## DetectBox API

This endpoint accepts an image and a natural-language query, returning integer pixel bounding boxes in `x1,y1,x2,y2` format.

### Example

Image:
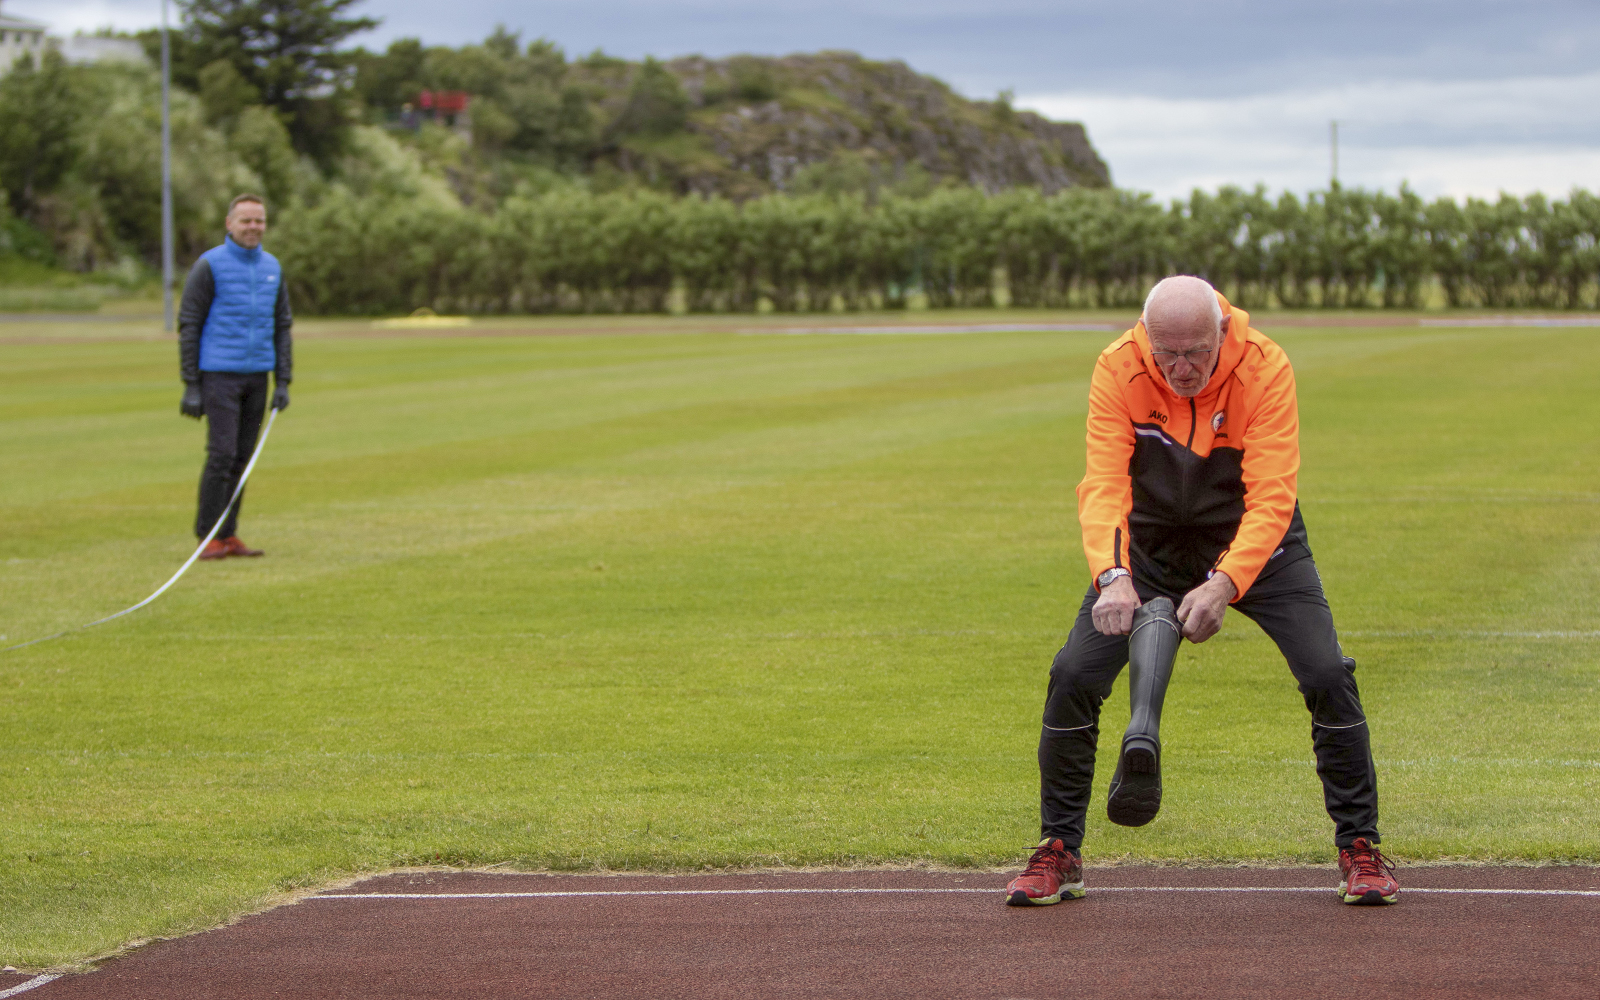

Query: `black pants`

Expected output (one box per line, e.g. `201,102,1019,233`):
195,372,269,540
1038,555,1379,849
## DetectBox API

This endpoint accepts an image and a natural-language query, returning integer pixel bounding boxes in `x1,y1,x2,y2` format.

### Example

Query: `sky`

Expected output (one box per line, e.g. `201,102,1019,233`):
14,0,1599,201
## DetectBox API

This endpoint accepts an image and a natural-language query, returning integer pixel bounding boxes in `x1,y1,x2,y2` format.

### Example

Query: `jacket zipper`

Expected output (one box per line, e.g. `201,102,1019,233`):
1178,397,1197,521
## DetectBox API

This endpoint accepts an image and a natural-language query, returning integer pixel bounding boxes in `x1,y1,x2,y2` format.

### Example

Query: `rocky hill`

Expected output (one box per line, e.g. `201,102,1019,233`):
354,40,1110,200
621,53,1110,198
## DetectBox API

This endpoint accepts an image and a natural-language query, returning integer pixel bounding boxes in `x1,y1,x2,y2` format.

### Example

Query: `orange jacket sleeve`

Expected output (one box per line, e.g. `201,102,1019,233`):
1076,354,1135,588
1214,362,1300,598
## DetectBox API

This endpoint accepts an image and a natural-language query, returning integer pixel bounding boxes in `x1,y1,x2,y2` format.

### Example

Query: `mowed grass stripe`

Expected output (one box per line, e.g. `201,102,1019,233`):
1,368,1082,640
0,350,1086,557
1,321,1597,968
0,331,1085,503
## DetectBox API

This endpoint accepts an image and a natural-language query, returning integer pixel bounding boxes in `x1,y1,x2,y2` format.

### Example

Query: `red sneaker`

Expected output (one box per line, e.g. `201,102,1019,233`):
1005,838,1085,906
1338,838,1399,905
222,536,264,557
198,539,230,560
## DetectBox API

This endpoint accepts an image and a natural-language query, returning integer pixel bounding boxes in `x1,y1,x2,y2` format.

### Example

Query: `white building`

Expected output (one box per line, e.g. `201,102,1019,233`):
0,1,49,73
0,3,148,75
60,34,146,67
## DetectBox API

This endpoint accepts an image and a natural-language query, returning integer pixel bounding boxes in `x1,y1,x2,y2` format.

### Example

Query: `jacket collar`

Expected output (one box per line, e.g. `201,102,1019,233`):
1131,290,1250,403
222,234,261,262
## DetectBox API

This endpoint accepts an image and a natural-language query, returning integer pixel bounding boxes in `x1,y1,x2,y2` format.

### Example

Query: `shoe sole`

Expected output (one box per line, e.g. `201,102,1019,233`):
1338,882,1399,905
1004,882,1086,906
1106,743,1161,827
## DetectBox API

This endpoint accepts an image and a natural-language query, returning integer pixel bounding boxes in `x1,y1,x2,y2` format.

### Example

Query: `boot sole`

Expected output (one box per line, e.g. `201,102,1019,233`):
1004,882,1086,906
1106,744,1162,827
1338,882,1399,905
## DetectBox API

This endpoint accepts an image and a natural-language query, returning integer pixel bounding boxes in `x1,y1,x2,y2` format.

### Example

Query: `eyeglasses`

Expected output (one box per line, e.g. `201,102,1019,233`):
1149,348,1214,368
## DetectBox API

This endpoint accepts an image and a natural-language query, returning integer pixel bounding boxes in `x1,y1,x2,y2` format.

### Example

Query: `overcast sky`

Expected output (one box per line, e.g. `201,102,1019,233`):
15,0,1599,200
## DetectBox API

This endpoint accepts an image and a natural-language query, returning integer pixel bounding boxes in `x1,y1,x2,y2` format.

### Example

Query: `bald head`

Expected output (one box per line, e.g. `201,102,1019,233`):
1142,276,1230,397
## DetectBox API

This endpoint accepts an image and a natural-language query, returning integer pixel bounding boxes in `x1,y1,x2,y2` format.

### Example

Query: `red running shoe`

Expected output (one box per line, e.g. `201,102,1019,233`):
1338,838,1399,905
1005,838,1085,906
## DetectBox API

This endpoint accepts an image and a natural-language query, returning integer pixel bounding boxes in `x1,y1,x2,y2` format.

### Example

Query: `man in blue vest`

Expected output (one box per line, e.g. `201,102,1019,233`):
178,194,293,560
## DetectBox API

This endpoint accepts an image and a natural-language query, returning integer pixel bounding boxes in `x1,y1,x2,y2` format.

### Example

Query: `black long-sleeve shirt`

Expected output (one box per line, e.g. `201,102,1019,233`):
178,257,294,385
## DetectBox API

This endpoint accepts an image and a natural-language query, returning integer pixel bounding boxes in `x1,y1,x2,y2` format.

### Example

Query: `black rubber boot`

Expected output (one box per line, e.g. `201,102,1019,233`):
1107,597,1181,827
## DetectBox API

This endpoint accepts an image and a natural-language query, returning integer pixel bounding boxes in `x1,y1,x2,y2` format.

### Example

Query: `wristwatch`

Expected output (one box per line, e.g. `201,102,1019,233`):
1097,567,1130,589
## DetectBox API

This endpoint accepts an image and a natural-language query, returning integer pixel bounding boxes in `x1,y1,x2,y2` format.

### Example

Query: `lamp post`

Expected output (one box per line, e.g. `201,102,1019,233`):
160,0,174,332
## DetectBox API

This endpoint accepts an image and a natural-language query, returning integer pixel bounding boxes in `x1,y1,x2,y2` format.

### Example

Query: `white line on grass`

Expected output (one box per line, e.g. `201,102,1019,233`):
310,886,1600,899
0,976,60,998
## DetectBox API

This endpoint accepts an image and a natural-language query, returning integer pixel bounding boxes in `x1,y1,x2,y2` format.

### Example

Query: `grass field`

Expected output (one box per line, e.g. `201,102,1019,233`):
3,312,1598,969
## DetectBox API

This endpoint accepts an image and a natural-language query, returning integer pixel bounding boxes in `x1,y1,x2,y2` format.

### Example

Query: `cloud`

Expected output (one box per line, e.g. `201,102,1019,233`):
16,0,1600,97
5,1,156,35
1020,73,1600,199
16,0,1599,198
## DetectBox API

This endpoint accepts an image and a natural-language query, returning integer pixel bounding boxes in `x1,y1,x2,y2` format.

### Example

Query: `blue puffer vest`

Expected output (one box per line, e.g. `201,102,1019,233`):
198,235,282,374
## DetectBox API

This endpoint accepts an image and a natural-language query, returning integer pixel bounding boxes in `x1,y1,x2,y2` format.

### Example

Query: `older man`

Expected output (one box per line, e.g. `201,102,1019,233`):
1005,276,1397,907
178,194,292,559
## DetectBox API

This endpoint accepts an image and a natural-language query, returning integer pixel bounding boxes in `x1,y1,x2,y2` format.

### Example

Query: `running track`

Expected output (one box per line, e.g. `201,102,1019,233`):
6,866,1599,999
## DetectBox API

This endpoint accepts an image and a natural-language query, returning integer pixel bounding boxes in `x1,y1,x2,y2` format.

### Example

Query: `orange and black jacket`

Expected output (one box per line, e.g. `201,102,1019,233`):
1077,292,1309,601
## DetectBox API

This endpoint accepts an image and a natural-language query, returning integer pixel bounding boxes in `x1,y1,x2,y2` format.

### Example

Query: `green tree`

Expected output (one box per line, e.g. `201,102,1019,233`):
609,58,689,139
1460,195,1524,307
198,58,263,124
74,63,258,268
0,51,80,216
1268,192,1314,308
177,0,379,161
354,32,594,168
193,58,300,208
351,37,425,111
1424,197,1468,307
230,106,299,205
669,195,749,312
1555,190,1600,308
1370,187,1429,308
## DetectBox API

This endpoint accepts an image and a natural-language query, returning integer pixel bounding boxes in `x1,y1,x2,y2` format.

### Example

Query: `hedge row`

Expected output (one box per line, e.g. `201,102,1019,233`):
270,184,1600,315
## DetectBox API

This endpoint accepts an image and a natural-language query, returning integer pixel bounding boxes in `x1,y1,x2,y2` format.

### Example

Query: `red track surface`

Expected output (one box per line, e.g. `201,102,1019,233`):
11,867,1600,999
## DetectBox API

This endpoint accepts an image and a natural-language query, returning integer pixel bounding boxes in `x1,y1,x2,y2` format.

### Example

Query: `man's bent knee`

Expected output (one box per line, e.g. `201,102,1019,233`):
1296,655,1365,729
1043,651,1111,732
1047,648,1101,698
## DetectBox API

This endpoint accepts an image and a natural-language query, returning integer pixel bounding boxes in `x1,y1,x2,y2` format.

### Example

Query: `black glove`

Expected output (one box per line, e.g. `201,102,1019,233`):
272,381,290,412
180,382,204,419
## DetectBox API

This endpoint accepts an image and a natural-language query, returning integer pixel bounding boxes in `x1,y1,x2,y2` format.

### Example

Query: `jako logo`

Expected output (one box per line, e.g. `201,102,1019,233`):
1147,409,1168,424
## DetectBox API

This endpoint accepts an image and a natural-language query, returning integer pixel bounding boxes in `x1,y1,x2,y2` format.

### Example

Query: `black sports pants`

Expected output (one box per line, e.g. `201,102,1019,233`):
195,371,269,540
1038,555,1379,849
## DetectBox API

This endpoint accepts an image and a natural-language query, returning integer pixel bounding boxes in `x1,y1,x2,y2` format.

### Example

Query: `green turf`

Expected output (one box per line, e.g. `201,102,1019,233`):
2,316,1598,968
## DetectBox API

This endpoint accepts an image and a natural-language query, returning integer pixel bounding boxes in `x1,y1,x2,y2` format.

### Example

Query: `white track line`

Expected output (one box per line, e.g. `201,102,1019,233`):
741,324,1118,335
310,886,1600,899
1418,317,1600,327
0,976,60,998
